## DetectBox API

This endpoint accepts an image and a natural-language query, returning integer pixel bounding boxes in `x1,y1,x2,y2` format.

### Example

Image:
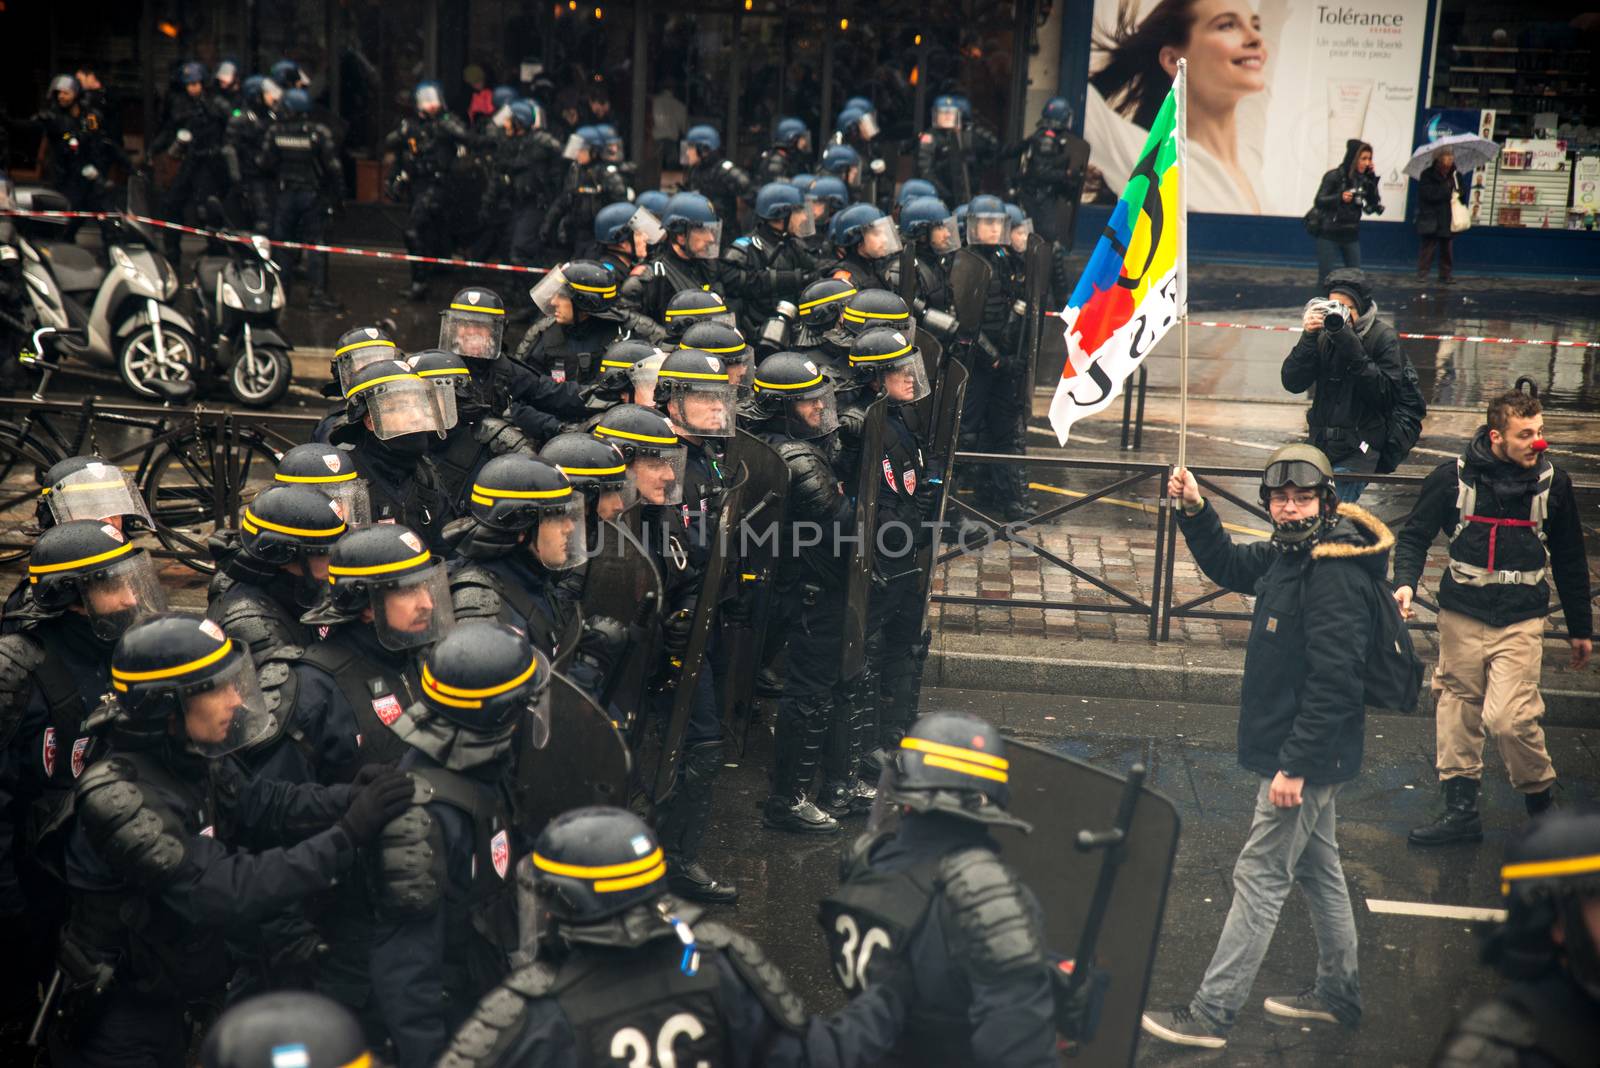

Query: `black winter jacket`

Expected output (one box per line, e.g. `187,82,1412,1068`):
1312,141,1382,242
1392,428,1592,638
1280,307,1404,472
1178,501,1394,785
1415,165,1459,238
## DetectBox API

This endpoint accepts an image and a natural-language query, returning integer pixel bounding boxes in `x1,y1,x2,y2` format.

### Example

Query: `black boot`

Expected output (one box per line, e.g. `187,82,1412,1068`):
1409,777,1483,846
763,704,839,835
663,741,739,905
753,667,785,698
819,678,874,818
1524,783,1558,817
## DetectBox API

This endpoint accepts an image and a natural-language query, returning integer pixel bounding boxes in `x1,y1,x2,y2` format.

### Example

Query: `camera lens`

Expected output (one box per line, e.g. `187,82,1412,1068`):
1324,309,1345,333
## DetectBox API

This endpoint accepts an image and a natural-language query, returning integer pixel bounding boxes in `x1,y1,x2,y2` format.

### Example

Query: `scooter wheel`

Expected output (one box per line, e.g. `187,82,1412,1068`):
228,345,293,407
117,324,198,399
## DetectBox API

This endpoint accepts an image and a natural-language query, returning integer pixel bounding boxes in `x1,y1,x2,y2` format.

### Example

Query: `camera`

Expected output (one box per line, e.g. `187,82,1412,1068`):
1307,298,1346,333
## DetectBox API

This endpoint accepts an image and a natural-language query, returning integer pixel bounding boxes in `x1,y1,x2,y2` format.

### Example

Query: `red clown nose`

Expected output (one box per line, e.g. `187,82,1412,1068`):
1530,439,1549,452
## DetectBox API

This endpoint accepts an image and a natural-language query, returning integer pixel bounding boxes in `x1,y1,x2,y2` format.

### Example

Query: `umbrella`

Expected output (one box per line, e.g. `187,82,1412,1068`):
1404,134,1500,179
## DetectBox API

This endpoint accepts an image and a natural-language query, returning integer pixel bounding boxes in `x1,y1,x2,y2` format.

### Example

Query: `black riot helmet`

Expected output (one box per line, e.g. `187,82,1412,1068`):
469,455,587,571
662,288,735,339
848,327,932,405
274,443,372,528
305,525,455,650
342,361,450,440
531,805,668,930
882,711,1031,830
109,613,275,758
677,321,753,389
36,455,154,533
239,484,347,567
406,349,475,427
1487,808,1600,999
539,434,636,522
655,350,738,439
27,521,168,639
439,286,507,361
796,278,857,331
200,992,371,1068
752,351,840,440
593,339,660,404
840,288,913,338
531,260,618,319
592,405,688,507
332,325,400,394
399,621,553,759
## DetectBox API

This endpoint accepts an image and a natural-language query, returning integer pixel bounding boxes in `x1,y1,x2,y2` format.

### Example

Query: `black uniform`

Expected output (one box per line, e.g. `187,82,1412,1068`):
222,99,277,232
150,89,231,262
204,548,316,663
481,128,564,264
386,112,477,290
262,113,343,297
683,156,754,233
958,245,1027,511
449,552,574,661
513,309,664,388
541,162,631,253
756,144,808,182
33,101,122,241
828,252,893,295
620,249,734,325
721,226,816,336
342,438,451,552
822,812,1057,1067
432,414,538,520
913,126,997,206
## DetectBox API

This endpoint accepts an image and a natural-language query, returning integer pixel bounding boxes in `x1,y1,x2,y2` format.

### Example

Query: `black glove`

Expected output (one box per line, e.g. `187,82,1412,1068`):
336,770,414,843
662,606,695,657
576,614,628,674
915,474,944,522
350,763,393,788
721,584,755,627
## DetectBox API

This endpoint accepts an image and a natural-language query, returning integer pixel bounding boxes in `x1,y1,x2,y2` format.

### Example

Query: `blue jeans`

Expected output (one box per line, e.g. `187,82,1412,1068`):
1316,237,1360,285
1332,463,1368,504
1190,778,1362,1031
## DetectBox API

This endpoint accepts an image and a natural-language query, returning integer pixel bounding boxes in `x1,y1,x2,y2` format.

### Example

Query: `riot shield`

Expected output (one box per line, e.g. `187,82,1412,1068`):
718,432,790,752
581,519,663,732
947,249,993,358
898,244,919,305
840,397,887,680
914,329,945,428
1055,135,1091,255
911,355,966,628
650,468,747,803
1018,232,1053,404
515,669,633,835
550,610,583,674
953,130,973,205
993,741,1181,1066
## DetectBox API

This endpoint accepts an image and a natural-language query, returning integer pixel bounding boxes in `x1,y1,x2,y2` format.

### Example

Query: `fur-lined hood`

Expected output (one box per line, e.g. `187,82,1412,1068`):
1311,502,1394,573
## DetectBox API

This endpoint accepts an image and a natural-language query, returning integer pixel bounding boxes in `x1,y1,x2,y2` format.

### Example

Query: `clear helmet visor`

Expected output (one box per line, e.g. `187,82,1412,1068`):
491,104,513,131
665,381,738,438
630,206,665,246
871,355,933,405
787,205,816,239
629,353,667,408
439,313,505,361
603,140,625,162
966,213,1009,247
928,217,962,255
631,447,688,507
857,112,881,140
682,221,722,260
181,653,276,758
590,470,640,523
858,217,903,260
366,376,448,439
373,561,456,651
522,684,553,750
1010,218,1034,252
934,107,961,130
530,498,589,571
530,267,570,318
48,463,154,528
80,550,169,641
785,388,840,440
563,133,587,161
323,478,373,528
678,142,698,167
335,342,401,393
415,85,443,110
419,375,462,430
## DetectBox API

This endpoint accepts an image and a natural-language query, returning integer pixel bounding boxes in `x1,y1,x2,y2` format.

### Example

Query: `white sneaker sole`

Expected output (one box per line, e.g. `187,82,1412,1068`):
1141,1013,1227,1049
1262,997,1338,1023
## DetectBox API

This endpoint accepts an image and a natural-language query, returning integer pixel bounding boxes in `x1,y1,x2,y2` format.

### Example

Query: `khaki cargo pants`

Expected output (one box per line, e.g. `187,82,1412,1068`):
1433,609,1555,793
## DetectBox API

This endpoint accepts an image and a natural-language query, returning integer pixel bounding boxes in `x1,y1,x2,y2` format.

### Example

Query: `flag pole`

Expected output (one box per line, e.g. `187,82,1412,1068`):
1175,58,1190,476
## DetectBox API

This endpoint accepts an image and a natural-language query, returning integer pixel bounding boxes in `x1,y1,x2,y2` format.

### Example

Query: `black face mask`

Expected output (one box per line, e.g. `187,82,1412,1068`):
376,432,430,459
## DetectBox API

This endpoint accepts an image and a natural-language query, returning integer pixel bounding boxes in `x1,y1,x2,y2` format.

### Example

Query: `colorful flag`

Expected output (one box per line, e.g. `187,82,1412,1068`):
1048,71,1185,445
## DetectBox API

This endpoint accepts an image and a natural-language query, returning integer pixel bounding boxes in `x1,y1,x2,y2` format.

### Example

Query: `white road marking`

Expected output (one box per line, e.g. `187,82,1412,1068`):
1366,898,1506,923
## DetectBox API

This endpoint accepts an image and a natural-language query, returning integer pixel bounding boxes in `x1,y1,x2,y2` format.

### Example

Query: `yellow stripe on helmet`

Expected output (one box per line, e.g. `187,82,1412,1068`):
532,847,666,892
112,637,233,689
595,425,679,445
276,470,359,484
334,338,396,357
28,539,136,578
1501,851,1600,895
798,287,856,311
449,302,505,315
241,508,346,540
849,342,916,364
901,735,1009,769
344,371,420,399
753,373,825,392
421,657,539,709
327,549,431,578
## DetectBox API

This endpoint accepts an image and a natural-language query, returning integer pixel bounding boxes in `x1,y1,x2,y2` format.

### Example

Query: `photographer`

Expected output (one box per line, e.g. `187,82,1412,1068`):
1280,268,1406,502
1309,139,1382,286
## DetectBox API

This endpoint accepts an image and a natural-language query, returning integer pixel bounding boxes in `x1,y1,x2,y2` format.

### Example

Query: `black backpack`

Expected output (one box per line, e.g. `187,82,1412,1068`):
1377,355,1427,474
1301,563,1424,713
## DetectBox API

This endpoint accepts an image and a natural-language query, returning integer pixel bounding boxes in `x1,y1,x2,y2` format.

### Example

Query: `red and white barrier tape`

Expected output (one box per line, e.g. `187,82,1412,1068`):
1041,308,1599,348
0,208,552,275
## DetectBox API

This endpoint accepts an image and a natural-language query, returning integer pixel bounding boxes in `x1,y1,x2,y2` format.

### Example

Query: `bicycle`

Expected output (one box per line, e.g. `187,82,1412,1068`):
0,326,296,572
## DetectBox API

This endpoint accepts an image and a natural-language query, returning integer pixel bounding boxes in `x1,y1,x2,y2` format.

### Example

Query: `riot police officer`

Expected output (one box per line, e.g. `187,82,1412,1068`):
827,205,903,293
369,622,551,1068
959,195,1030,520
838,287,915,343
331,361,453,549
590,200,662,279
150,61,230,265
1432,808,1600,1065
33,74,121,243
914,94,987,206
0,522,168,1025
746,351,855,835
222,75,282,233
439,287,594,446
661,287,737,344
757,117,813,182
272,442,373,527
262,88,343,311
440,804,912,1068
410,348,537,519
200,991,373,1068
722,182,818,336
541,125,631,256
516,260,664,385
386,81,478,300
834,106,894,213
819,143,863,195
755,277,857,369
621,193,733,325
538,433,635,529
680,124,753,231
481,100,563,265
887,196,962,311
48,613,413,1068
1006,95,1087,303
676,320,755,395
579,338,664,414
445,456,621,695
821,711,1058,1066
206,483,347,662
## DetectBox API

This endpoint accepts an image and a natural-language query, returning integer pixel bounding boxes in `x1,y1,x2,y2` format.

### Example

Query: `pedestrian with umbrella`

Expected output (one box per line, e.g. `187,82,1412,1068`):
1406,134,1497,285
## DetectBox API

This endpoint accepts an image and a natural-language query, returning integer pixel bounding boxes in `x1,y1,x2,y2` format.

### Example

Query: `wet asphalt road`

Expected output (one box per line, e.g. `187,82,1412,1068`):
701,688,1598,1066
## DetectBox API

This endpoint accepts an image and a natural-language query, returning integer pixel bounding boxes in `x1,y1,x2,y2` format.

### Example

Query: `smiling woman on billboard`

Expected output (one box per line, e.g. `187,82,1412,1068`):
1086,0,1270,213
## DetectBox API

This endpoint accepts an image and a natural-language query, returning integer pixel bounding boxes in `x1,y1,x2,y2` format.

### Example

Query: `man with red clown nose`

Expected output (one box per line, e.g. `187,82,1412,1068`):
1395,389,1592,845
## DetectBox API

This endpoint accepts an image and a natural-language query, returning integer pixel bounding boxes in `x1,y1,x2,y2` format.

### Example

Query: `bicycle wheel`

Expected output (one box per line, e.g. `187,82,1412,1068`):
0,421,65,565
141,427,281,573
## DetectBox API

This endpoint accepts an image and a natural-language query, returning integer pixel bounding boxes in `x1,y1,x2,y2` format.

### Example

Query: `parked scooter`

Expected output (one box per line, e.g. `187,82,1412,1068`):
11,173,200,399
186,199,293,407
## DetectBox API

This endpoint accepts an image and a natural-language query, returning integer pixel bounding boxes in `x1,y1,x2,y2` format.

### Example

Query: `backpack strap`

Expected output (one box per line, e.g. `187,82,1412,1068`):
1450,457,1474,541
